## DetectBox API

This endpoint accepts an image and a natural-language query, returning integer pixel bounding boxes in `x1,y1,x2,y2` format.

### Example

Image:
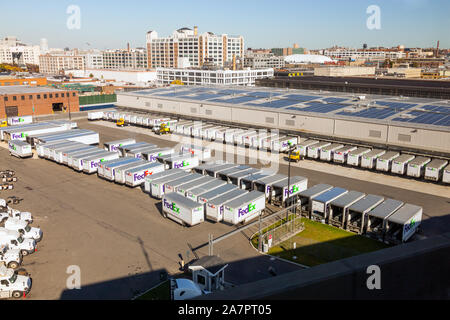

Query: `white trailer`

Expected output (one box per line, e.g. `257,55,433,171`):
125,163,165,187
192,161,228,175
212,127,229,141
37,140,71,158
163,173,204,195
142,148,174,162
365,199,404,240
169,155,200,171
298,184,334,215
347,147,371,167
329,191,366,228
202,126,223,140
332,146,357,164
61,146,97,165
143,168,185,194
361,149,386,169
307,141,330,159
7,115,33,126
391,154,415,175
320,143,344,162
443,164,450,184
227,168,262,187
127,146,159,159
424,159,448,182
296,140,319,157
223,191,266,225
263,134,283,151
224,129,244,144
384,204,422,244
8,140,32,158
176,176,216,197
192,125,215,138
69,149,108,170
82,152,120,174
87,112,104,121
185,180,227,202
253,174,287,199
102,158,145,181
97,157,140,179
114,160,151,184
205,163,239,178
206,188,248,222
5,124,69,141
104,139,136,153
270,176,308,207
197,184,237,205
162,192,205,227
180,145,211,161
272,136,298,153
51,142,87,162
243,132,259,147
217,166,251,182
43,140,78,159
375,151,400,172
235,130,256,146
240,172,275,191
346,194,385,234
117,142,151,157
149,171,190,198
175,121,194,134
310,187,348,222
406,156,431,178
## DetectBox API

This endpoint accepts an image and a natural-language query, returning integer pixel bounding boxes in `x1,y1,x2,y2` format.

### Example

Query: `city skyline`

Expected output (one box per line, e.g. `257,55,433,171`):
0,0,449,51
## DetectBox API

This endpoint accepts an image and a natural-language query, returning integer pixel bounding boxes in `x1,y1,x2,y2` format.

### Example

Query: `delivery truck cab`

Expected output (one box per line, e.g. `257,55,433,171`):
0,245,22,269
0,265,32,299
0,230,36,256
3,219,43,242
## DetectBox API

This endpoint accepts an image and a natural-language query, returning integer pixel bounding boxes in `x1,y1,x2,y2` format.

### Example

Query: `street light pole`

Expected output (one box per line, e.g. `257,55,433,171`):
286,146,292,223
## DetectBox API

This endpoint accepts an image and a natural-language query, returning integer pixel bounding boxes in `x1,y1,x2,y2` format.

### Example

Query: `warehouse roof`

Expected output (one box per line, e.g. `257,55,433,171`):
0,85,67,94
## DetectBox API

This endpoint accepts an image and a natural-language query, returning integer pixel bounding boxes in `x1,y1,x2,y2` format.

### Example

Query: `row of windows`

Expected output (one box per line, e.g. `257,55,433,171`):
3,92,76,102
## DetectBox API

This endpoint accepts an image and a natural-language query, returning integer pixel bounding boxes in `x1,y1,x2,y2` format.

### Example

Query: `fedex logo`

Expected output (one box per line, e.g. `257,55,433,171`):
404,218,417,234
8,143,16,150
110,144,122,152
238,203,256,218
282,141,294,148
11,118,24,124
90,159,106,168
163,199,180,213
174,161,190,169
133,170,153,181
284,184,300,197
12,133,27,139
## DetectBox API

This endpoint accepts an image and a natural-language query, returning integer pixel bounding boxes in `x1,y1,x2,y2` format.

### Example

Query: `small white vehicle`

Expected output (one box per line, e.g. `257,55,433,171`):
0,245,22,269
0,265,32,299
3,219,42,242
0,208,32,224
0,229,37,256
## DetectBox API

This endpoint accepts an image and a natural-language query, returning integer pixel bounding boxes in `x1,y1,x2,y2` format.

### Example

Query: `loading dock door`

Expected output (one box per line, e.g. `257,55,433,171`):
5,106,18,117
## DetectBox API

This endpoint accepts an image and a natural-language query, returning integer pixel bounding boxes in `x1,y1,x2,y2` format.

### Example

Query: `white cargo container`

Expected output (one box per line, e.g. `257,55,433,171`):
296,140,319,157
361,149,386,169
224,129,244,144
117,142,151,157
97,157,138,179
332,146,357,163
320,143,344,162
149,171,190,198
442,164,450,184
384,204,422,244
365,199,404,239
206,188,248,222
162,192,205,227
205,163,239,178
102,158,145,181
197,184,237,205
227,168,262,186
6,124,69,141
253,174,287,199
61,146,97,165
7,115,33,126
164,173,204,194
8,140,32,158
212,127,229,141
70,150,108,171
52,143,88,162
192,161,227,175
347,147,371,167
176,176,216,197
424,159,448,182
202,126,223,140
37,140,70,158
271,176,308,207
307,141,330,159
87,112,104,121
143,168,185,193
217,166,251,182
104,139,136,153
329,191,366,228
180,145,211,161
272,136,298,153
48,141,83,160
223,191,266,225
252,132,277,149
235,130,256,146
375,151,400,172
243,132,259,147
142,148,174,162
346,194,385,234
192,125,215,138
240,172,275,191
125,163,165,187
114,160,150,184
43,140,78,159
185,180,227,202
169,155,200,171
310,187,348,222
406,156,431,178
298,184,334,214
263,134,283,151
391,154,415,175
82,152,119,174
127,146,159,159
175,121,194,134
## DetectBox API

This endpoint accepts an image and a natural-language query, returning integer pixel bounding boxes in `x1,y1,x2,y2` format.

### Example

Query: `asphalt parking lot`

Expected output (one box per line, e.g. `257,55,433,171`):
1,117,448,300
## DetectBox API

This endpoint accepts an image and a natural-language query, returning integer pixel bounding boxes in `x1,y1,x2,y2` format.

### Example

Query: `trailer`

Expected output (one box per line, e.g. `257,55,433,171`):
8,140,32,158
4,124,70,142
406,156,431,178
224,129,244,144
167,155,200,171
87,112,104,121
197,184,237,205
37,140,72,157
296,140,319,157
346,194,385,234
97,157,140,179
192,125,215,138
202,126,223,140
272,136,298,153
346,147,371,167
365,199,404,240
125,163,165,187
127,146,160,159
114,160,152,184
205,163,240,178
443,164,450,184
142,148,175,162
375,151,400,172
238,171,274,191
174,121,194,134
361,149,386,169
192,161,227,175
332,146,357,164
185,180,228,202
206,189,248,222
183,123,197,136
310,187,348,222
271,176,308,207
1,121,49,141
250,132,271,149
102,158,146,181
7,115,33,126
223,191,266,225
307,141,330,159
211,127,228,141
227,168,262,186
57,145,95,164
176,176,216,197
149,171,191,198
217,166,251,182
384,204,422,244
27,129,75,146
60,145,98,165
298,184,333,215
82,152,120,174
162,192,205,227
263,134,283,151
104,139,136,153
180,145,211,161
163,173,204,195
143,168,185,194
424,159,448,182
51,142,87,162
33,130,99,146
235,130,256,146
328,191,366,228
253,174,287,199
319,143,344,162
117,142,152,157
67,148,104,168
243,132,259,147
391,154,415,175
43,140,80,159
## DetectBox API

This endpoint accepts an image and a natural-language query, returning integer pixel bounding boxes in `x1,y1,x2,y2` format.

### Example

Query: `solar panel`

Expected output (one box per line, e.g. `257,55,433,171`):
209,96,262,104
247,99,301,108
322,97,348,103
283,94,320,102
300,102,349,113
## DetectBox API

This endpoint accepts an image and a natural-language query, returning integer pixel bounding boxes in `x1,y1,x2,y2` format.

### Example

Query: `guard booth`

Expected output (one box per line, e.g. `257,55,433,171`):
188,256,228,292
346,194,384,234
298,184,333,217
328,191,366,228
365,199,404,240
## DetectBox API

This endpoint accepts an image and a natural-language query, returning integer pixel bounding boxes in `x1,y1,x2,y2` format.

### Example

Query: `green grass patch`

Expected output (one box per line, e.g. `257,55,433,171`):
253,218,391,267
136,280,171,300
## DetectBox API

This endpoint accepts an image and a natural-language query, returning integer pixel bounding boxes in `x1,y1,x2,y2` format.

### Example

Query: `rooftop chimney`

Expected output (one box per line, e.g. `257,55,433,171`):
127,42,130,52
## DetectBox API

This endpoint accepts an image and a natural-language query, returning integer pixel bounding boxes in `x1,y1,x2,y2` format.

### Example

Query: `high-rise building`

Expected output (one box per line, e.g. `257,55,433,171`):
146,27,244,69
0,36,41,65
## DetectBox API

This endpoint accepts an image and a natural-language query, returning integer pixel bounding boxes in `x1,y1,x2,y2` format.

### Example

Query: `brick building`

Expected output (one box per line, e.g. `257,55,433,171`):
0,77,48,87
0,86,79,119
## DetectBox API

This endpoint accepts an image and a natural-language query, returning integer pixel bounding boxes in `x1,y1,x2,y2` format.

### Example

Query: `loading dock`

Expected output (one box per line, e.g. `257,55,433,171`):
365,199,404,240
310,187,348,222
328,191,366,228
346,194,385,234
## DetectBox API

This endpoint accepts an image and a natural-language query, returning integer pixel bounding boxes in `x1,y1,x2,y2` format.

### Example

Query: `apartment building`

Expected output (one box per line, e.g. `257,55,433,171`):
147,27,244,69
39,53,86,74
102,49,147,70
0,36,41,65
324,48,405,60
244,52,285,69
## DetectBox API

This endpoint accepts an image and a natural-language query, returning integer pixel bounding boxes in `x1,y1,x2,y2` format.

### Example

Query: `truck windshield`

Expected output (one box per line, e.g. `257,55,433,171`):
9,273,17,283
25,225,31,232
17,237,24,244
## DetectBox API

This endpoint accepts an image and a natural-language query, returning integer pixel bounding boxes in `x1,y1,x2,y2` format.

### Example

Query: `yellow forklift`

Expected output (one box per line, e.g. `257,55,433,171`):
116,118,125,127
288,148,303,163
158,123,171,135
0,120,8,128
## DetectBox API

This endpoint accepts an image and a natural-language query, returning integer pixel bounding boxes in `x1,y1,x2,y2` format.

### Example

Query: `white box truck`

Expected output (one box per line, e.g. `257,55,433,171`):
206,189,248,222
101,158,145,181
320,143,344,162
0,265,32,299
125,163,165,187
8,140,32,158
332,146,357,164
7,115,33,126
143,169,185,194
391,154,415,175
406,156,431,178
149,172,191,198
162,192,205,227
223,191,266,225
424,159,448,182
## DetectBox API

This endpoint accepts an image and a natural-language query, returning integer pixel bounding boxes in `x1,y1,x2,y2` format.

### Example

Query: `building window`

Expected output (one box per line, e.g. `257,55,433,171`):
55,93,59,98
49,94,53,98
21,96,25,101
29,95,33,100
4,97,7,102
72,92,76,97
37,95,41,99
44,94,47,99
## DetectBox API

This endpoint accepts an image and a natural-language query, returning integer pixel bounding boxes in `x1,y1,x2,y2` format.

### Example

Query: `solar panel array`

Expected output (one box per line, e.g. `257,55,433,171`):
290,102,350,114
392,105,450,126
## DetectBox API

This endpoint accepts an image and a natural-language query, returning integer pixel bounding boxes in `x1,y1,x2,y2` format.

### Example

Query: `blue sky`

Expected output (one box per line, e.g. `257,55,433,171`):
1,0,448,50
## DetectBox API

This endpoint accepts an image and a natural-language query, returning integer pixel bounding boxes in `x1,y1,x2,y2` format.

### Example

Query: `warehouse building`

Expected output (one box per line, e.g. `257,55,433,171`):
117,86,450,155
0,86,79,118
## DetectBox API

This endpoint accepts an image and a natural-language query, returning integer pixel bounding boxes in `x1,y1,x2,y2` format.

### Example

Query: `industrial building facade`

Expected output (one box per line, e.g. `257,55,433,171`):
102,49,148,70
39,54,86,74
146,27,244,69
0,86,79,119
